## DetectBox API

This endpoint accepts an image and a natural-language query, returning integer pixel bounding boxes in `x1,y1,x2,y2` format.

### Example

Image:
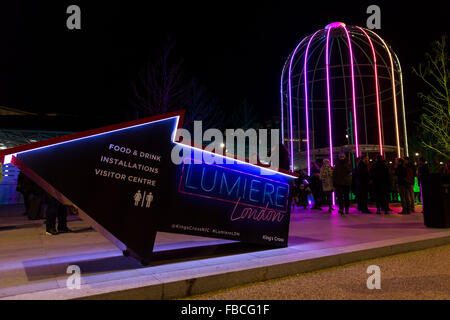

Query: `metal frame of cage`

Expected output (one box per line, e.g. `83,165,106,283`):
281,22,408,174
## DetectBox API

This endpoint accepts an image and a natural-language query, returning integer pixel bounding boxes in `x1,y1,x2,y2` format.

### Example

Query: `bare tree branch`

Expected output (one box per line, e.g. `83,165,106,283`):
413,35,450,160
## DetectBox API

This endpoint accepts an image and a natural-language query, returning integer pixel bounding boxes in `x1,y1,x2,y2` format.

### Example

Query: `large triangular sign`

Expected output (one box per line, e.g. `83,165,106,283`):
0,110,296,264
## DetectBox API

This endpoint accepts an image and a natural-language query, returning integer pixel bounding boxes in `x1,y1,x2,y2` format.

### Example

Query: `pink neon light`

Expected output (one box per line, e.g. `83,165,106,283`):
288,37,310,172
325,22,346,30
365,29,401,157
303,30,321,176
325,27,334,166
356,26,383,155
343,26,359,158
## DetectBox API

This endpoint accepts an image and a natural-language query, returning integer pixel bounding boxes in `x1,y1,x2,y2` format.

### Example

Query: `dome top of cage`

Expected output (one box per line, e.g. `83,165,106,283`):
325,22,346,29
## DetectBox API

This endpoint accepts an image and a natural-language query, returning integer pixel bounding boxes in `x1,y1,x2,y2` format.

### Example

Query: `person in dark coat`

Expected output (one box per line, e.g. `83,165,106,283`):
417,157,430,186
17,172,32,216
333,153,352,215
404,157,416,212
385,163,395,211
370,155,390,214
356,155,371,213
45,194,71,235
293,170,311,210
395,158,414,214
295,181,310,210
443,160,450,176
17,172,44,219
27,180,44,220
320,159,334,212
278,143,290,171
309,160,323,210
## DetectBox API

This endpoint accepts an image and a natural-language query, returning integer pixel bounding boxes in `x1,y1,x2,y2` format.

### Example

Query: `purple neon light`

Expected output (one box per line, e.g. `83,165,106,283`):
280,60,287,143
303,30,321,176
288,36,310,172
325,22,346,30
325,27,334,166
174,142,297,179
356,26,383,156
343,26,360,158
325,27,336,207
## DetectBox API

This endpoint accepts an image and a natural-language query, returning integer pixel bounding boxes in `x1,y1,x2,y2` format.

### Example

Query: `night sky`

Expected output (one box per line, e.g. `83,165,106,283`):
0,0,448,128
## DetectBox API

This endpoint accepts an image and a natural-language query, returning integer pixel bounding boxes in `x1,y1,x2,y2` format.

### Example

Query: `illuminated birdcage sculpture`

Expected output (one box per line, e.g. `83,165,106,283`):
281,22,408,174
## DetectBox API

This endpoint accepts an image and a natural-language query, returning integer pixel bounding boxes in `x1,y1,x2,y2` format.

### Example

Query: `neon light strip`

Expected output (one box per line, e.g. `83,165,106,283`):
288,36,310,171
178,164,289,213
327,35,336,207
3,154,14,164
179,158,289,187
4,116,181,157
309,40,326,155
325,27,334,166
174,142,297,179
280,58,290,143
356,26,383,155
343,26,359,158
177,159,290,212
393,51,409,156
303,30,321,176
365,28,401,157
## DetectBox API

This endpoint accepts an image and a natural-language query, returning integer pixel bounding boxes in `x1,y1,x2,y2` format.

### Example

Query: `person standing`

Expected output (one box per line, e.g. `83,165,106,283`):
370,155,390,214
443,160,450,176
417,157,430,185
404,157,416,213
333,153,352,215
320,159,334,212
17,172,32,217
387,162,396,210
417,157,429,207
45,194,71,235
395,158,413,214
309,161,323,210
28,180,45,220
357,155,371,213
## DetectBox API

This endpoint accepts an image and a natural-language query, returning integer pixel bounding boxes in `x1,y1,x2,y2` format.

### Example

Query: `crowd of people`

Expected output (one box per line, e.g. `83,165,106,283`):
16,172,72,235
291,152,437,216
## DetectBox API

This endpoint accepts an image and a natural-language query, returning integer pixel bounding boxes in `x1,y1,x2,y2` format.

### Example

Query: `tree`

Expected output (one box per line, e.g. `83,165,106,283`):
130,36,189,117
230,99,259,130
413,35,450,160
130,37,225,135
183,78,225,133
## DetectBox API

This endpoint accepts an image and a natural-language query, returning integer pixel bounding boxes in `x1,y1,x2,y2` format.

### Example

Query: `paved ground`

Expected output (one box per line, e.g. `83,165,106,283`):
1,203,449,299
188,244,450,300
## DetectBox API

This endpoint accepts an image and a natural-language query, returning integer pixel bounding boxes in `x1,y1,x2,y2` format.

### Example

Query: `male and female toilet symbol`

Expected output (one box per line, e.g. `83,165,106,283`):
133,190,154,208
